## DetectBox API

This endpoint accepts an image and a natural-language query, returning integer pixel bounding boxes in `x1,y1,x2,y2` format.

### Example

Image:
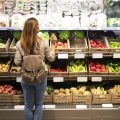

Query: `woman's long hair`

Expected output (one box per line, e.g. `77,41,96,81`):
20,18,40,55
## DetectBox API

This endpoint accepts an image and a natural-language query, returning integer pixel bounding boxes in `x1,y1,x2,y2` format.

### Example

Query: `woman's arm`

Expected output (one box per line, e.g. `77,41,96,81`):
14,44,23,66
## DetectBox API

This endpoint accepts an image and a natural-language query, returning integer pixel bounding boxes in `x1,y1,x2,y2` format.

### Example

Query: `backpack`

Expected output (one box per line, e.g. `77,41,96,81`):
17,46,47,84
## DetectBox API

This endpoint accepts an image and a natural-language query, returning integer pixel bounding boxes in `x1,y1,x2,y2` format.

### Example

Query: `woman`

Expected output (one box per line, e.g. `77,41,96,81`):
14,18,55,120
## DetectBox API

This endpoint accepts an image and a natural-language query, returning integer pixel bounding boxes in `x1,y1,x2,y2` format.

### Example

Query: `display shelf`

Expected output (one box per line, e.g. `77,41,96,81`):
0,52,9,57
0,105,120,120
0,27,120,31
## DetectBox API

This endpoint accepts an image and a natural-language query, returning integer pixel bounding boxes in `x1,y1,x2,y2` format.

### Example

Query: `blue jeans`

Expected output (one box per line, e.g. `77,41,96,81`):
21,79,47,120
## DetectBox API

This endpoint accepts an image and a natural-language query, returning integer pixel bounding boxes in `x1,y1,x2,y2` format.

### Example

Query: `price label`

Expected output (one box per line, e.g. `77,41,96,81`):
44,105,55,109
77,77,87,82
113,53,120,58
76,105,87,109
16,77,22,82
58,54,68,59
102,104,113,108
92,77,102,82
92,53,103,59
53,77,64,82
74,53,85,59
14,105,24,110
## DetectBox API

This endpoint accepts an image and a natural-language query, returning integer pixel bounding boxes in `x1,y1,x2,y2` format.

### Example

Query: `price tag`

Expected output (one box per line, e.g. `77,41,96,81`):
44,105,55,109
16,77,22,82
76,105,87,109
58,54,68,59
77,77,87,82
14,105,24,110
53,77,64,82
92,53,103,59
92,77,102,82
74,53,85,59
113,53,120,58
102,104,113,108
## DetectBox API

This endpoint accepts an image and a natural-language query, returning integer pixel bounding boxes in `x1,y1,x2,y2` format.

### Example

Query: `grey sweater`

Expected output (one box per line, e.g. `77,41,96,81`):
14,40,55,66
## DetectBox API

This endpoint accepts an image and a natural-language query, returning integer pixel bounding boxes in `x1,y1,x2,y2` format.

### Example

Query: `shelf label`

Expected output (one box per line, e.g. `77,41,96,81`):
102,104,113,108
92,53,103,59
76,105,87,109
77,77,87,82
92,77,102,82
113,53,120,58
16,77,22,82
44,105,56,109
58,54,68,59
53,77,64,82
74,53,85,59
14,105,24,110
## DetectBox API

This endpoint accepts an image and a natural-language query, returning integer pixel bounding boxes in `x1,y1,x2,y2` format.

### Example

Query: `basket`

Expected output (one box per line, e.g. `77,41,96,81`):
111,94,120,104
69,38,88,52
107,38,120,52
43,95,53,104
89,37,109,52
92,94,111,104
72,94,92,104
53,94,72,104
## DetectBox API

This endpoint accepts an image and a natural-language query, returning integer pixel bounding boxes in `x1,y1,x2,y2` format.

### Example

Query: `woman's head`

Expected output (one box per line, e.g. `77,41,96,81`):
20,18,39,54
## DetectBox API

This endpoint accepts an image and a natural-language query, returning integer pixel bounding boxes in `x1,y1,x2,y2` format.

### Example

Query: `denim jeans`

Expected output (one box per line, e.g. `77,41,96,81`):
21,79,47,120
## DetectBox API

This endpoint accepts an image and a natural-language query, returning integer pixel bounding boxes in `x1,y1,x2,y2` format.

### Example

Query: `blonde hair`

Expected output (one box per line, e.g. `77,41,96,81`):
20,18,40,55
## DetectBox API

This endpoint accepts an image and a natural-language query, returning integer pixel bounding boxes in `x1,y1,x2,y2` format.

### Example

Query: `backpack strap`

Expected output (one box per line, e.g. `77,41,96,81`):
16,45,23,61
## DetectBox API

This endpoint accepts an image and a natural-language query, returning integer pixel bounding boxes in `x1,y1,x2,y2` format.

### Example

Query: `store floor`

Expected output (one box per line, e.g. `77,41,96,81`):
0,109,120,120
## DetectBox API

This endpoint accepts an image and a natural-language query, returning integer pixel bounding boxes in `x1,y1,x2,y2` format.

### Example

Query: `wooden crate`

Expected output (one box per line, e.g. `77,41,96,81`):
0,94,13,103
49,66,68,76
10,66,21,76
92,94,111,104
72,94,92,104
43,95,53,104
9,38,16,52
50,39,70,52
89,66,108,75
111,94,120,104
107,38,120,52
13,95,24,105
88,37,109,52
53,94,72,104
69,38,88,52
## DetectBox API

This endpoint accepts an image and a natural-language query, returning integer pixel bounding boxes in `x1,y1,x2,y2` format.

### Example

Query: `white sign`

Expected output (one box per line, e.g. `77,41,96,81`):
58,54,68,59
16,77,22,82
77,77,87,82
76,105,87,109
53,77,64,82
92,53,103,59
113,53,120,58
14,105,24,110
74,53,85,59
102,104,113,108
92,77,102,82
44,105,56,109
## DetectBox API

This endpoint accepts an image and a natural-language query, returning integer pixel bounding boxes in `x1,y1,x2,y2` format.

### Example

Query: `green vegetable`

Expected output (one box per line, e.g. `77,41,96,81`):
37,31,49,41
46,85,54,95
13,31,21,41
59,31,70,42
74,31,84,39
